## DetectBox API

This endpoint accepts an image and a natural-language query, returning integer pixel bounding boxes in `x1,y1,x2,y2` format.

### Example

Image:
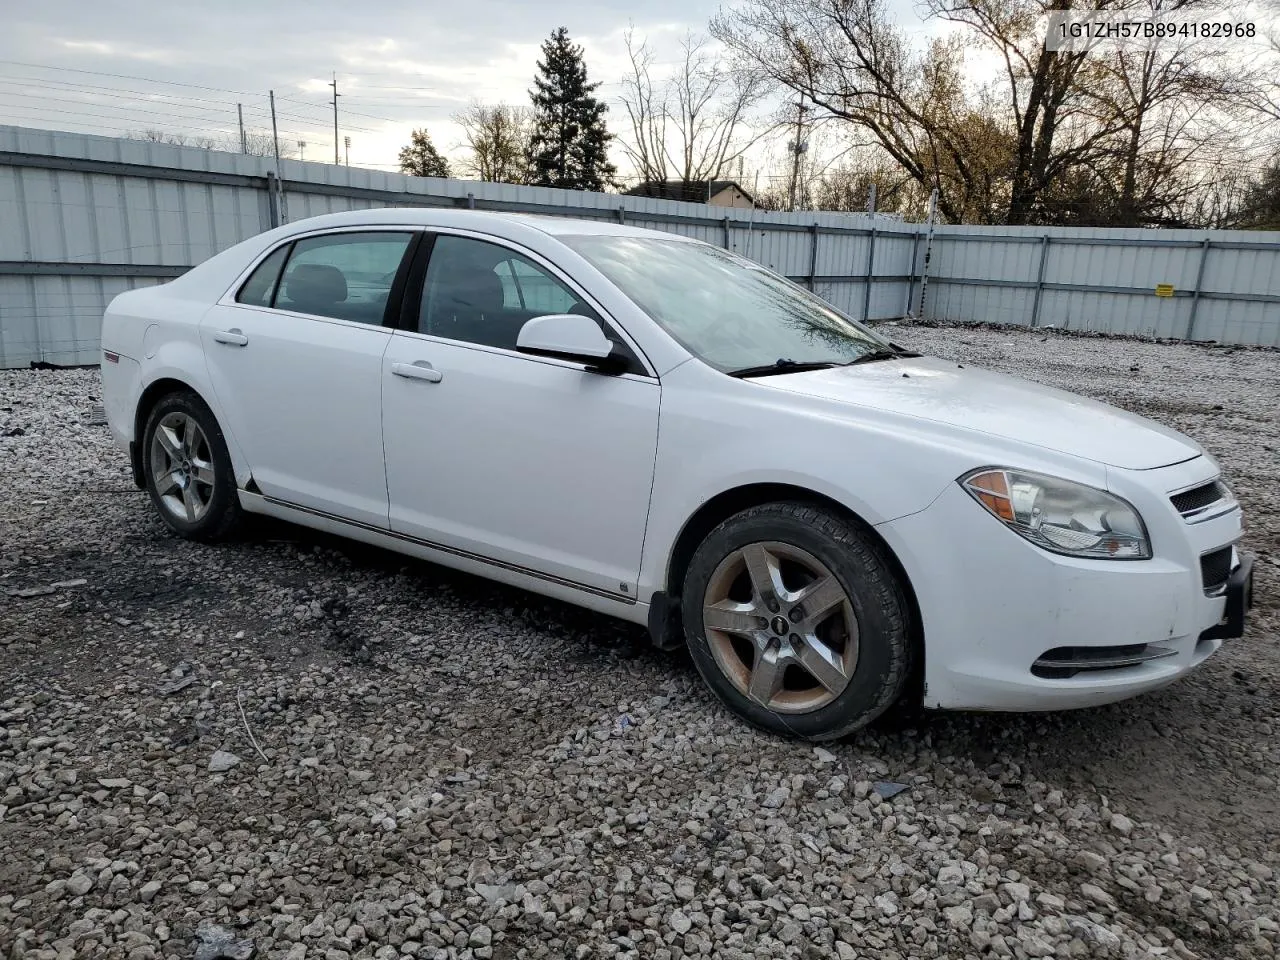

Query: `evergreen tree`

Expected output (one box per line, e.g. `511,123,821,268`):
1238,161,1280,230
527,27,618,192
398,129,451,178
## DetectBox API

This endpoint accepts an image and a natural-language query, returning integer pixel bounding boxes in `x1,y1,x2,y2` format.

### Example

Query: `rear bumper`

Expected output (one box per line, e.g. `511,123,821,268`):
877,466,1250,712
100,348,144,486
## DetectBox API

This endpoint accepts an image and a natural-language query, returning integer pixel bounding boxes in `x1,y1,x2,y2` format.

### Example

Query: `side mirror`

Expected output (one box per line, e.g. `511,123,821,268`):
516,314,626,373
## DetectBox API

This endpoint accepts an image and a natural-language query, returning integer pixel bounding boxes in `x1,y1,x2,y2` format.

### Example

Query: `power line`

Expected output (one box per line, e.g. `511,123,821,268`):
0,102,241,138
0,60,260,97
0,89,246,127
0,70,370,135
0,71,274,112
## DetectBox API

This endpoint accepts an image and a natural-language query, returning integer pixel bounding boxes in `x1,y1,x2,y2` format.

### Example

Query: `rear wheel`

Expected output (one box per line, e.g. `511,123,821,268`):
142,391,243,542
682,502,913,741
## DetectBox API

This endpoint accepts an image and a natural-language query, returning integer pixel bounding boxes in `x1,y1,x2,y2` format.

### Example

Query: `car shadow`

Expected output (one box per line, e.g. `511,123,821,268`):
233,515,1278,851
236,515,657,661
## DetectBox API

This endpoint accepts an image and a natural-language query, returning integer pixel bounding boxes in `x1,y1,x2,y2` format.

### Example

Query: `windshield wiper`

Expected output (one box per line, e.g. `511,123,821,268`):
725,358,842,379
845,343,922,365
727,344,921,378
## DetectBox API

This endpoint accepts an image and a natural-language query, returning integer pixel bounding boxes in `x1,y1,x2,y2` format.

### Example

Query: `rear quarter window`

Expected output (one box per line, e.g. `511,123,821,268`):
235,244,291,307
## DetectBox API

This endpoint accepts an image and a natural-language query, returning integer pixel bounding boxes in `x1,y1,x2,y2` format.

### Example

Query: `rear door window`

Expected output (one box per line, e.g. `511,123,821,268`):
274,232,415,325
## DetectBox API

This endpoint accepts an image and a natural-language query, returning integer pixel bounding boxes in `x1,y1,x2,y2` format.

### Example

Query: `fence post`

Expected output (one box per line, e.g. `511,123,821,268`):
916,189,938,318
1029,234,1051,327
1185,237,1212,341
265,171,279,229
862,225,877,322
904,232,921,317
723,217,731,249
808,222,819,291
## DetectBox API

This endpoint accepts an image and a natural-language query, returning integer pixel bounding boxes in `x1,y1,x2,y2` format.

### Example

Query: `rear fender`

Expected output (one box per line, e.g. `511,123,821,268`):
137,341,253,489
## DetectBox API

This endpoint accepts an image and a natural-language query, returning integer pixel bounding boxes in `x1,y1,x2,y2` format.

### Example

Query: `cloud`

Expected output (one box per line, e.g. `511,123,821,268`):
1,0,932,180
59,38,179,64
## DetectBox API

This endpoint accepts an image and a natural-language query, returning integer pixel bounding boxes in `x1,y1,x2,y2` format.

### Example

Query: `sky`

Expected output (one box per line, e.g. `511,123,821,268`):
0,0,930,185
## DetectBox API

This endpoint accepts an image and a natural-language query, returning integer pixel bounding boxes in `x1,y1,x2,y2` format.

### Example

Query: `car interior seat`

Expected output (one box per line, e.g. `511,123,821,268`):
283,263,348,314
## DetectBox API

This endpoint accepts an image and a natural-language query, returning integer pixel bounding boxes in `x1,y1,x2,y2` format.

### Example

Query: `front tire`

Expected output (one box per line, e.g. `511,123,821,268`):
682,502,913,741
141,390,243,542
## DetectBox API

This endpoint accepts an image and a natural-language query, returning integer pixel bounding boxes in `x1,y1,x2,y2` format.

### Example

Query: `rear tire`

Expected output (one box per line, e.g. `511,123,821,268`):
682,501,913,741
141,390,243,542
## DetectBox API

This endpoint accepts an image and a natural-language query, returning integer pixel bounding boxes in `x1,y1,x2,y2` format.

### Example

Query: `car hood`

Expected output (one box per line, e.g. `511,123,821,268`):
758,356,1202,470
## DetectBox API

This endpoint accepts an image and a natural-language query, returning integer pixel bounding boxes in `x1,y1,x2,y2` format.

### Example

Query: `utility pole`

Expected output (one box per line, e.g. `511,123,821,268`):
237,103,247,154
298,140,307,161
269,90,286,223
329,71,341,165
344,136,351,166
788,97,808,212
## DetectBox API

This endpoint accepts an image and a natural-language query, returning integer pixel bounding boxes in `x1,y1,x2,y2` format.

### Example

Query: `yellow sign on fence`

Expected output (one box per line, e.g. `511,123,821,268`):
1155,283,1175,298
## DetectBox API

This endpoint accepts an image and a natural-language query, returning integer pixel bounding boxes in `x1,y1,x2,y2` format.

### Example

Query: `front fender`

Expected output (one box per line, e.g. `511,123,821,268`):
638,360,1113,600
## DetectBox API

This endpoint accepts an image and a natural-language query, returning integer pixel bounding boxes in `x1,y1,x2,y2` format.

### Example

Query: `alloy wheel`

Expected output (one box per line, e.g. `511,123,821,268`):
149,412,216,523
702,541,860,714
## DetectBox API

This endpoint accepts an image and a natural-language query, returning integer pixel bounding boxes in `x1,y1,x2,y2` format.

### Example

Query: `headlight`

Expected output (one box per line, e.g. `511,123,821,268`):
959,468,1151,560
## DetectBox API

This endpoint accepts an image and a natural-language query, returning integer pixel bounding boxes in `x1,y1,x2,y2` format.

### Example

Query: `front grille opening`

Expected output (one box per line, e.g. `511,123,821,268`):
1171,481,1224,516
1032,643,1177,679
1200,546,1233,594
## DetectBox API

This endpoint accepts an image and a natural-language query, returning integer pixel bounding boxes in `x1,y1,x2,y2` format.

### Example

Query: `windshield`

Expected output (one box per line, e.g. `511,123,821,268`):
561,235,890,373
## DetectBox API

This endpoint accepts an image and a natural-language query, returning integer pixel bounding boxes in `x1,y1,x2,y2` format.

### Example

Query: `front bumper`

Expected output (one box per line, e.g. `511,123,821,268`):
878,458,1251,712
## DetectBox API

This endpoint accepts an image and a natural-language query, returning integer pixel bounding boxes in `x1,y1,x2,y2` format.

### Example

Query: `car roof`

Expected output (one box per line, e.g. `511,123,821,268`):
274,207,696,243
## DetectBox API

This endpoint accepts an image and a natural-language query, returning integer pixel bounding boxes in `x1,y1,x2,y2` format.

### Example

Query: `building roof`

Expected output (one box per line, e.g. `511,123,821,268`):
623,179,755,204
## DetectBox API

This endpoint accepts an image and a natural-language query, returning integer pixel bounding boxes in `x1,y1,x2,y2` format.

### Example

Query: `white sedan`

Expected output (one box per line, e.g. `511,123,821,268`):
99,209,1254,740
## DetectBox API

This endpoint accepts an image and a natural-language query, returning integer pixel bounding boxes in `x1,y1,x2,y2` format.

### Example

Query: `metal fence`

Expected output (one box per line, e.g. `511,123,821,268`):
1,123,1278,368
925,225,1280,346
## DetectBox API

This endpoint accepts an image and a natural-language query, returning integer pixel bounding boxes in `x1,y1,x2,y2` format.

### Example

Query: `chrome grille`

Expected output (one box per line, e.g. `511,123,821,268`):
1200,546,1233,594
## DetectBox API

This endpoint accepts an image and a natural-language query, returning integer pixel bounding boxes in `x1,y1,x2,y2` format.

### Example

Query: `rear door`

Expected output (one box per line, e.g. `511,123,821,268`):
201,229,419,528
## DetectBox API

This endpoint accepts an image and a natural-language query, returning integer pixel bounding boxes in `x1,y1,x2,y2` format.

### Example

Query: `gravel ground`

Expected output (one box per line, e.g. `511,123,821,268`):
1,323,1277,960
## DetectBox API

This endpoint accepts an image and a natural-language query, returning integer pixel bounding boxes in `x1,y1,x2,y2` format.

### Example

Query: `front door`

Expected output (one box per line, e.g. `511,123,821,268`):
381,232,660,598
201,229,417,528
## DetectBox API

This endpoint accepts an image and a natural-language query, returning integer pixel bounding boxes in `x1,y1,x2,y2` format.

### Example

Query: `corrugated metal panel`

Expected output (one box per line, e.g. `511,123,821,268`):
0,274,163,366
3,123,1280,366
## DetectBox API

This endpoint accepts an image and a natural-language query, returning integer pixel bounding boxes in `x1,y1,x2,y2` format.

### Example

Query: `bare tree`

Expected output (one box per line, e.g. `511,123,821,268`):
619,29,770,188
712,0,1254,225
131,129,219,150
455,102,532,183
240,130,298,159
129,127,297,159
1236,0,1280,154
1055,0,1247,226
710,0,1141,223
810,151,929,217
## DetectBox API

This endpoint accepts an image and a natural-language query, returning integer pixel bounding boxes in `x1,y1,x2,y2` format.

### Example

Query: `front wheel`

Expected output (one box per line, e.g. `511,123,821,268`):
682,502,914,741
142,390,243,542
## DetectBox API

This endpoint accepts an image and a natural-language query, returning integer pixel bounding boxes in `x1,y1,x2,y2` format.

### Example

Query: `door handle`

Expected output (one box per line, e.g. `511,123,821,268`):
213,329,249,346
391,361,443,383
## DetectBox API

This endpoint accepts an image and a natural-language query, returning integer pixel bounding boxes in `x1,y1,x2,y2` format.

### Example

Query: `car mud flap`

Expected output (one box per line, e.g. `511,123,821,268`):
647,591,685,650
